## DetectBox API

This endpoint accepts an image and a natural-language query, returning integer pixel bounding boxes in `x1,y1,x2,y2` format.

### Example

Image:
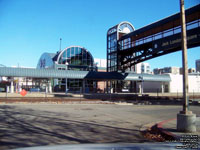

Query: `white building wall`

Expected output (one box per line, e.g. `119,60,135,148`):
135,62,151,74
169,74,200,93
188,75,200,92
169,74,183,93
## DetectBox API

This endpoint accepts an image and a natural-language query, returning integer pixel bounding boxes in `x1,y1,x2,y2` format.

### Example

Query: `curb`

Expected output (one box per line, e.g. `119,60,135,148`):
139,121,163,141
156,118,178,140
140,118,178,141
140,122,159,132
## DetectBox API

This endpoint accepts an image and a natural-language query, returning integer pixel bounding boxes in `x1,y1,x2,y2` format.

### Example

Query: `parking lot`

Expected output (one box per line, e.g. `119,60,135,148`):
0,103,199,150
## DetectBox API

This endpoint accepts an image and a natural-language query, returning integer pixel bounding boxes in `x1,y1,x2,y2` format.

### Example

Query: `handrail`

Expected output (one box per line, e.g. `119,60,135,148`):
119,19,200,50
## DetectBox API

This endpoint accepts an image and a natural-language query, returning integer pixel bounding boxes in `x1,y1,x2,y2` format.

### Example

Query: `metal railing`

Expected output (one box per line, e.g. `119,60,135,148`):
119,19,200,50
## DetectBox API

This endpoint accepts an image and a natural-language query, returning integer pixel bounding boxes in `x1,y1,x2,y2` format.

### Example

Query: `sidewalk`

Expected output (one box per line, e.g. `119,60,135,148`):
156,116,200,140
140,116,200,149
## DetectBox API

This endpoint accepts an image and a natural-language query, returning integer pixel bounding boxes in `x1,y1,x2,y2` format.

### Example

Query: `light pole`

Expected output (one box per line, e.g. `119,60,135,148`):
177,0,196,132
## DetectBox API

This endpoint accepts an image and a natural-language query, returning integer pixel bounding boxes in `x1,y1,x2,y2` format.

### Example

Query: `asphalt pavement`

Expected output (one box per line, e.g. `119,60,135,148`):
0,103,199,150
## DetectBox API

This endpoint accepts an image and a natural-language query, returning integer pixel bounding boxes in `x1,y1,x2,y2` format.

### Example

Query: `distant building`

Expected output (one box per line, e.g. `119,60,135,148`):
196,59,200,73
135,62,151,74
94,58,106,72
138,73,200,93
188,68,196,73
168,74,200,93
153,68,163,75
153,67,180,75
180,68,196,74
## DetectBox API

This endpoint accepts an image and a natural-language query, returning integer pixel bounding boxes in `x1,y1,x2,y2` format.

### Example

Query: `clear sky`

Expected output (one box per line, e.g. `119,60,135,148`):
0,0,199,70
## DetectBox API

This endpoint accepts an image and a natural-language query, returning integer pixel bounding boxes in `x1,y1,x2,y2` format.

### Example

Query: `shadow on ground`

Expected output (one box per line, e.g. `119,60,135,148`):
0,105,144,150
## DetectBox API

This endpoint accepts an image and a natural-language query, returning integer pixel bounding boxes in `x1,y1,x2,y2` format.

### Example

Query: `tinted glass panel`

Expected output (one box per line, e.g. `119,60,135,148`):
58,46,94,71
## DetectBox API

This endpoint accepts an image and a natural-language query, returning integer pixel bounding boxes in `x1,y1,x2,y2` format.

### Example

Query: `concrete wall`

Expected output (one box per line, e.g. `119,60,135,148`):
169,74,200,93
137,74,200,93
169,74,183,93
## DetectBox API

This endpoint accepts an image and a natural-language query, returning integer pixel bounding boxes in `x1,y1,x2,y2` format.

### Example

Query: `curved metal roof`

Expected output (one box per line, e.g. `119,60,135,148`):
0,67,171,82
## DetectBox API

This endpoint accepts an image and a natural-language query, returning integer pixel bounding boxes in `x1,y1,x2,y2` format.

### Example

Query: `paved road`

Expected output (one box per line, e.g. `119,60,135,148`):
0,103,199,150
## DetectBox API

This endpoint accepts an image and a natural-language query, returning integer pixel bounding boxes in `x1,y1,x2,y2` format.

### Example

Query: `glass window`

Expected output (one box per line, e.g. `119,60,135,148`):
83,59,87,65
57,46,94,71
163,29,173,37
71,47,74,56
187,21,198,30
78,48,82,55
174,26,181,34
154,33,162,40
83,50,87,59
62,51,66,59
67,48,70,58
75,47,79,55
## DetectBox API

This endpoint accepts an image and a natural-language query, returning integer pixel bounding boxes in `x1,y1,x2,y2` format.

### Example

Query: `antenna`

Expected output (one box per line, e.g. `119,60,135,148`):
59,38,62,51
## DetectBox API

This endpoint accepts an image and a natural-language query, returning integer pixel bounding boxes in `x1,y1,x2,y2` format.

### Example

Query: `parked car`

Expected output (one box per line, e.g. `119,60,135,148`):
0,87,5,92
122,88,129,93
30,88,40,92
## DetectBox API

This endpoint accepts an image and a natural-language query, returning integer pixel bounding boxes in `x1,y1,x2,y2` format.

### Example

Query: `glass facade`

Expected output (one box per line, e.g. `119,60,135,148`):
107,31,118,72
57,46,94,71
107,22,135,93
55,46,96,92
107,22,134,72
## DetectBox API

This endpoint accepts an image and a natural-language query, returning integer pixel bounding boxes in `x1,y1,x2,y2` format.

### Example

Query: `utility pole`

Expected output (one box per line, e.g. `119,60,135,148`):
180,0,189,114
177,0,196,132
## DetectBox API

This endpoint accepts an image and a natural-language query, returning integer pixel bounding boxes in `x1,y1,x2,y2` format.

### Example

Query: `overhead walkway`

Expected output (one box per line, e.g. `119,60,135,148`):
118,4,200,70
0,67,170,82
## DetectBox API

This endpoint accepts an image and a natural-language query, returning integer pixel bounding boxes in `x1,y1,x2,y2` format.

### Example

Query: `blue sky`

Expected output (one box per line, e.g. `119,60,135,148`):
0,0,199,70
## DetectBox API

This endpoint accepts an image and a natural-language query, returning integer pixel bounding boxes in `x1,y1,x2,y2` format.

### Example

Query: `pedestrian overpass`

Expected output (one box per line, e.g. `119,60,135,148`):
107,4,200,72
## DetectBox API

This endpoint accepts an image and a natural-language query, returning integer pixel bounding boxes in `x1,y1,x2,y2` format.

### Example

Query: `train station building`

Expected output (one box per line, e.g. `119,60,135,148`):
0,4,200,95
36,46,98,93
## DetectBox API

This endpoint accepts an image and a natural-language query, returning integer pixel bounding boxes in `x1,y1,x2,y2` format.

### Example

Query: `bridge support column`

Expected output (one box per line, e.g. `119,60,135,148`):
83,79,85,93
138,82,143,94
110,81,113,93
65,78,68,94
161,82,164,93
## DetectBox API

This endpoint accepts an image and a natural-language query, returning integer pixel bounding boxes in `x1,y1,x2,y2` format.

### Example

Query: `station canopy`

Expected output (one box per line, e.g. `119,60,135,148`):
0,67,171,82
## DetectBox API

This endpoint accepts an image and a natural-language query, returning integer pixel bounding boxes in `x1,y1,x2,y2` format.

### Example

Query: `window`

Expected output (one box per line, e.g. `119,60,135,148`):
71,47,74,56
57,46,94,71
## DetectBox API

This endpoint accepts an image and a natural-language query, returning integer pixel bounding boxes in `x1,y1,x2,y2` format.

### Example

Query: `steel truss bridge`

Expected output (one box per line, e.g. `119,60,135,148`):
118,4,200,71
